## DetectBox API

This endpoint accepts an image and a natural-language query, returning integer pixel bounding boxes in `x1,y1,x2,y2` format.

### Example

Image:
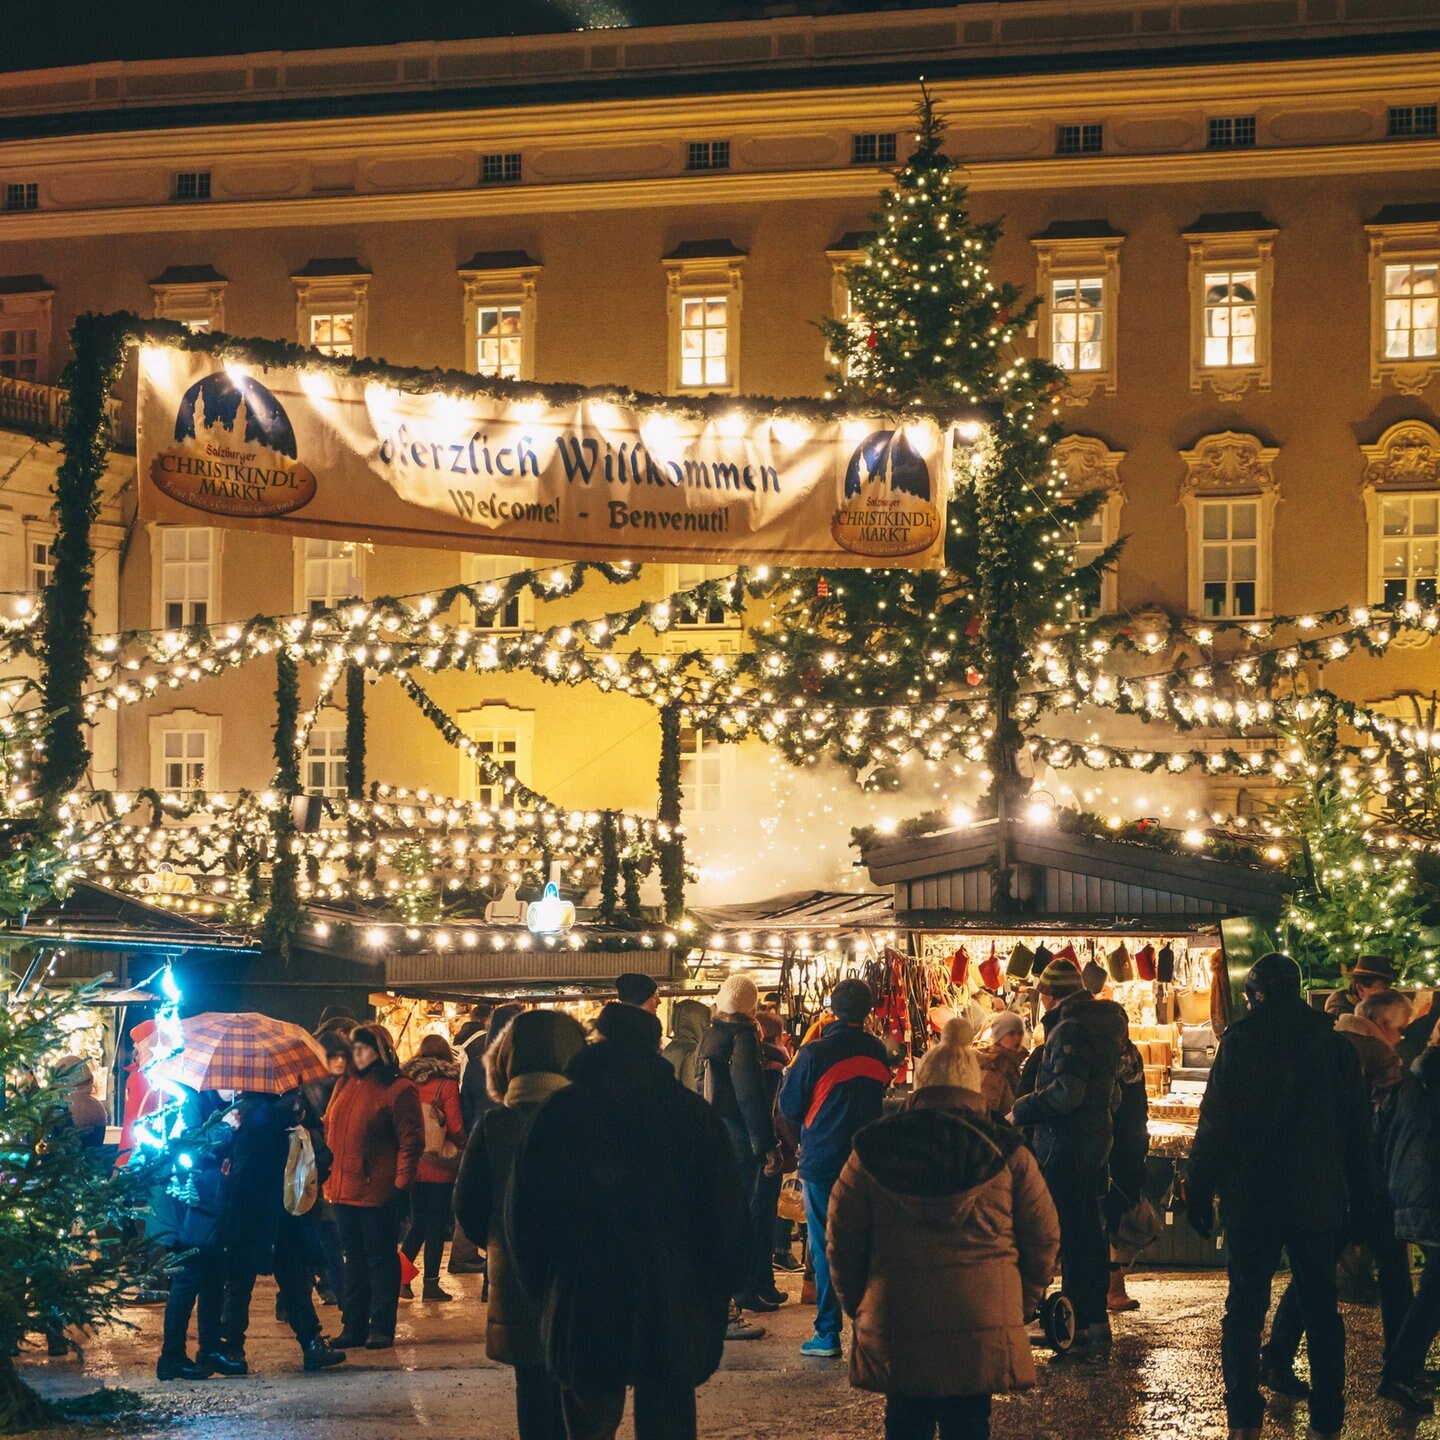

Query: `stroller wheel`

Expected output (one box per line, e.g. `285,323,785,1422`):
1040,1291,1077,1352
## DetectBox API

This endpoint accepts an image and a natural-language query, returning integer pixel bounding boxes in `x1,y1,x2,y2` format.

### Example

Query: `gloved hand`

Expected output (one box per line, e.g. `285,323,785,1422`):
1186,1193,1215,1240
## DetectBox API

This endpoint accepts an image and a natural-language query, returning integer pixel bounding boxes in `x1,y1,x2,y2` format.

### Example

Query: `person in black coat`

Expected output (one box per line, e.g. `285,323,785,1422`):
1187,952,1373,1440
451,1004,516,1276
1104,1033,1150,1312
696,974,782,1313
1376,1022,1440,1411
1012,959,1127,1348
508,1003,750,1440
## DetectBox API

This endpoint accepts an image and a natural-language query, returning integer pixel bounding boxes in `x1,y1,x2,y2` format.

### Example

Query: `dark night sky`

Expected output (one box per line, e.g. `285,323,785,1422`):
3,1,943,73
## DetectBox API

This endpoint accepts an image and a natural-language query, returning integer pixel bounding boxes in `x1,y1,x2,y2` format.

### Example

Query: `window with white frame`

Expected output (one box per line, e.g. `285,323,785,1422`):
1054,435,1125,619
1360,421,1440,617
461,706,534,808
1032,228,1123,403
1199,499,1260,618
464,555,531,630
150,266,227,332
0,281,51,383
296,538,362,613
1367,213,1440,395
157,527,215,628
304,726,347,797
663,244,745,395
292,262,370,359
459,254,540,384
1184,219,1275,399
825,237,871,380
1181,431,1278,620
679,725,728,814
1071,512,1110,619
669,564,737,628
27,537,55,592
160,729,210,790
1378,494,1439,607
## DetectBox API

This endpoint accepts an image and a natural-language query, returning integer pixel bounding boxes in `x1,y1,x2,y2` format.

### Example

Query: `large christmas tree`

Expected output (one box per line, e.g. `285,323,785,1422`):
749,93,1120,813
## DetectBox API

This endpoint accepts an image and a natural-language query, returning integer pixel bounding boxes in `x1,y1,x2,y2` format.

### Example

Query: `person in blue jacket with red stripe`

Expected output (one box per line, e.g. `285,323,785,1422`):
777,978,892,1359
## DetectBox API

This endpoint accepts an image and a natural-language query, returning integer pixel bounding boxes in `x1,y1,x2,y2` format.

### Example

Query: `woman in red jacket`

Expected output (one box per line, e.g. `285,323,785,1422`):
323,1024,424,1351
399,1035,465,1301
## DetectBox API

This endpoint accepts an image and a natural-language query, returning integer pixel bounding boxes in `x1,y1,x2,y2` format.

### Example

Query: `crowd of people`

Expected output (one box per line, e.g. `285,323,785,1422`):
132,946,1440,1440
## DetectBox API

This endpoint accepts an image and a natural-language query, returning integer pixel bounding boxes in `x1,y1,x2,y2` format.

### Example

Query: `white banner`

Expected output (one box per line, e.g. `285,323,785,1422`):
136,347,950,569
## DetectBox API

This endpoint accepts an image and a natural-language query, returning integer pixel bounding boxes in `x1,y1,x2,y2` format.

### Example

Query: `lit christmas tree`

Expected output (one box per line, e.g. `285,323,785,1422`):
750,91,1120,813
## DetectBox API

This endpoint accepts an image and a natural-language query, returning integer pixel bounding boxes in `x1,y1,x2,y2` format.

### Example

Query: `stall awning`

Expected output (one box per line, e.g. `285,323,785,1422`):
863,818,1287,927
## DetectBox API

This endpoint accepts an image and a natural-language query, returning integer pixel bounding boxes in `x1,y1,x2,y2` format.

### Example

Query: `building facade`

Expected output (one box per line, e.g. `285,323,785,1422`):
1,0,1439,896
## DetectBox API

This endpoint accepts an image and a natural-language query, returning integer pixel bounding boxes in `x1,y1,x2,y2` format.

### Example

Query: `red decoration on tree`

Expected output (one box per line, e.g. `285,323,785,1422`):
801,667,824,694
816,577,830,599
964,613,982,638
866,330,880,350
997,306,1011,327
965,666,982,686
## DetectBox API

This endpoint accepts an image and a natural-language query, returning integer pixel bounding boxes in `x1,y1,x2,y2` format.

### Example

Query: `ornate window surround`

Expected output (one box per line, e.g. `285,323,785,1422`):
1360,418,1440,641
150,264,227,331
458,249,541,382
824,230,873,378
0,275,53,383
1053,434,1126,614
1179,430,1280,618
662,239,746,396
1183,213,1277,401
291,258,371,356
1364,207,1440,397
1031,222,1124,406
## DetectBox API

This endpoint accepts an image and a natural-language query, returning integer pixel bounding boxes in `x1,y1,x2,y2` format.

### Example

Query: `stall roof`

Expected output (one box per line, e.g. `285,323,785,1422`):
689,889,894,933
864,818,1287,928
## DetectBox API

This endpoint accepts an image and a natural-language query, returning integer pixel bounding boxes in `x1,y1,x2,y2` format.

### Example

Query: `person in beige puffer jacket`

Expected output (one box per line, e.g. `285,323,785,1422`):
827,1019,1060,1440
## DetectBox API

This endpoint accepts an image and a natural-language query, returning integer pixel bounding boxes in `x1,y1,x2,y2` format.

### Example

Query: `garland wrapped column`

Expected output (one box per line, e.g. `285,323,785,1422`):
265,649,302,954
657,702,686,926
39,315,130,818
345,663,368,878
599,811,620,924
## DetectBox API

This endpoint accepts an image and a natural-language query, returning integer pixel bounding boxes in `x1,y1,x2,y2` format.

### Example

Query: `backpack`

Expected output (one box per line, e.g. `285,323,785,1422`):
283,1125,318,1216
422,1089,459,1170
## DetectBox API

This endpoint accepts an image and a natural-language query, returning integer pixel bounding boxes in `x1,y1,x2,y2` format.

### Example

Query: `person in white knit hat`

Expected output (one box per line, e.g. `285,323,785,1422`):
697,973,785,1325
827,1017,1060,1440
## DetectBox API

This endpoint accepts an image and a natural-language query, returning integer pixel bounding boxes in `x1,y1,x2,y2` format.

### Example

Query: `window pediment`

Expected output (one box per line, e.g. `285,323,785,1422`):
1361,419,1440,491
1180,430,1279,496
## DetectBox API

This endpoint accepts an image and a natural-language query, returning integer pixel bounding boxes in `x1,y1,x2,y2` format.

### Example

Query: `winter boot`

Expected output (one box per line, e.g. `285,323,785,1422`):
157,1353,214,1381
421,1279,453,1302
1107,1264,1139,1313
302,1336,347,1372
398,1282,413,1300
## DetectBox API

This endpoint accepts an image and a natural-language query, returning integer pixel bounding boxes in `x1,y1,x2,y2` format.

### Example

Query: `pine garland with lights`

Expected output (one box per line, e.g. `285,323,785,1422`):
263,650,303,956
754,92,1120,812
657,703,686,925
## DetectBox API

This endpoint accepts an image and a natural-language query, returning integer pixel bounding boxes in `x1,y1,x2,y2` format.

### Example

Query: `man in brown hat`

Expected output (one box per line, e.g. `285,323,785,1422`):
1324,955,1395,1019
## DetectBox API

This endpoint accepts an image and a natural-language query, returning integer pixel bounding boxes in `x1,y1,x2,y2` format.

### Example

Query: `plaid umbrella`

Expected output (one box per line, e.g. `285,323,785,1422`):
149,1012,330,1095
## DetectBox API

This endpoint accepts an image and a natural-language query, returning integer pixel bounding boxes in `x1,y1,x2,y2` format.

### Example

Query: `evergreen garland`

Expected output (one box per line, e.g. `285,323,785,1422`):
657,703,686,925
264,649,302,955
345,663,368,879
599,810,620,924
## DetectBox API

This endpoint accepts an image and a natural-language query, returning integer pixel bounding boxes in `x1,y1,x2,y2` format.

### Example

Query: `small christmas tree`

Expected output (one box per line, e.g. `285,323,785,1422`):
1270,703,1427,987
752,91,1120,812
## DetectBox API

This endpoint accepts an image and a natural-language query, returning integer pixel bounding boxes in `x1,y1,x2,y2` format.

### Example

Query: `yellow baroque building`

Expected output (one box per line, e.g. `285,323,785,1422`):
2,1,1440,904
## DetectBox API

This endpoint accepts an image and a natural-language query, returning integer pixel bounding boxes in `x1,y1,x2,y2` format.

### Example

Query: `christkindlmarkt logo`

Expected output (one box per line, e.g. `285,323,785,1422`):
831,429,942,558
150,371,317,518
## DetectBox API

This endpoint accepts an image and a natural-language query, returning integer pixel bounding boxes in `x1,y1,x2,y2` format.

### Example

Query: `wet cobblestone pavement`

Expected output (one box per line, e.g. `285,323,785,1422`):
14,1268,1434,1438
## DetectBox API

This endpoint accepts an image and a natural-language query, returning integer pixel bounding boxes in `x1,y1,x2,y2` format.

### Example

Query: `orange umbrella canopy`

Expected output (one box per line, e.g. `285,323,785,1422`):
149,1012,330,1095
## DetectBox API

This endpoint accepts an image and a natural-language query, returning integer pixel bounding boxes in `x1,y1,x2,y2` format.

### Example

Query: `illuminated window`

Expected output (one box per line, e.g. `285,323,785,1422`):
679,725,728,814
1200,499,1259,618
293,260,370,359
28,537,55,592
671,564,736,627
297,539,362,613
460,252,540,385
464,555,531,631
150,266,227,331
477,305,523,378
161,729,209,790
664,243,745,395
1366,213,1440,394
304,727,347,797
1051,277,1106,373
1032,226,1123,403
1185,218,1275,398
1383,263,1439,361
159,527,214,628
1379,495,1440,607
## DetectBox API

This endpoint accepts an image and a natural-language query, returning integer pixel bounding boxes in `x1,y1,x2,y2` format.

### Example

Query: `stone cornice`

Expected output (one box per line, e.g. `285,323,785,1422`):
2,137,1438,242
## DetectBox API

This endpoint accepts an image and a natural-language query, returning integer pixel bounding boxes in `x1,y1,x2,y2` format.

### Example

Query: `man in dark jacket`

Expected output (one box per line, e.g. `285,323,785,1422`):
1012,957,1126,1349
776,977,892,1360
697,975,782,1314
1187,952,1373,1440
508,1002,749,1440
451,1003,508,1276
